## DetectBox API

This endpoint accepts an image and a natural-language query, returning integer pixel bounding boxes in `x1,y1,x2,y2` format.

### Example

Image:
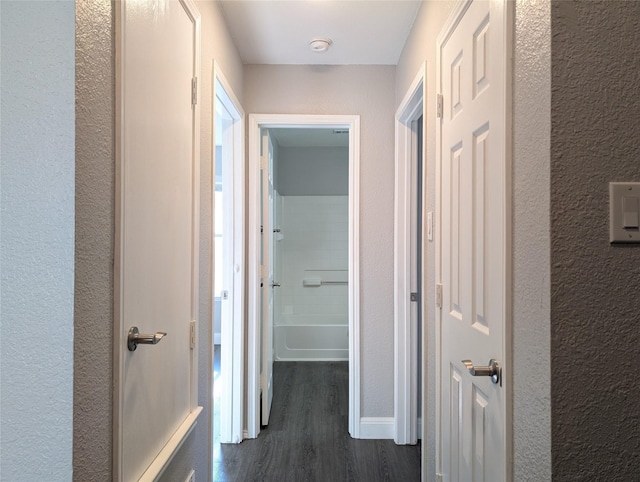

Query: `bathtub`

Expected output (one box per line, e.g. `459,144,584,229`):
274,324,348,361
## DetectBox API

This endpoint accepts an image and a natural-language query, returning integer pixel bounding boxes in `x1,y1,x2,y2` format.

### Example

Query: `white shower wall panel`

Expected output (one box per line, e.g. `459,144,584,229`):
278,196,349,325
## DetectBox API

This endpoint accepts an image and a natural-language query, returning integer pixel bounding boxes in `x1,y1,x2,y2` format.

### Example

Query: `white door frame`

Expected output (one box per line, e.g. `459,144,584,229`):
211,61,245,445
394,63,427,446
435,0,514,478
247,114,361,439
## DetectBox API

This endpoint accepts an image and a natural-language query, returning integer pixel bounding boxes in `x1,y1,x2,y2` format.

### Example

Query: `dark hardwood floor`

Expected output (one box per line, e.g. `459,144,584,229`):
214,361,421,482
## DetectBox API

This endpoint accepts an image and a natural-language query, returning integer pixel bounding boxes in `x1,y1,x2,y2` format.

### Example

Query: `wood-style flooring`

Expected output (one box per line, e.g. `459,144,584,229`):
214,361,421,481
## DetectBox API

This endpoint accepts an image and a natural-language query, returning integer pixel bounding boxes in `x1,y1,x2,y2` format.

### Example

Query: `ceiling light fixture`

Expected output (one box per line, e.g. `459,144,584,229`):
309,38,332,53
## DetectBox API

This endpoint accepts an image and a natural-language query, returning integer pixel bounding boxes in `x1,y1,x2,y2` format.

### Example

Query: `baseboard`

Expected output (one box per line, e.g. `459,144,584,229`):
358,417,395,439
214,333,221,345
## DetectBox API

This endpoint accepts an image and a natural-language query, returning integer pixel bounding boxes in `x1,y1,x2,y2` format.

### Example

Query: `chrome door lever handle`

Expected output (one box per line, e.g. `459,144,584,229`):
462,358,502,385
270,281,281,287
128,326,167,352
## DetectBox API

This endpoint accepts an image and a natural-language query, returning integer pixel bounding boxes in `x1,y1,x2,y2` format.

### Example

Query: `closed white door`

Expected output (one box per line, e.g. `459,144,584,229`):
116,1,200,480
438,1,509,481
260,131,275,425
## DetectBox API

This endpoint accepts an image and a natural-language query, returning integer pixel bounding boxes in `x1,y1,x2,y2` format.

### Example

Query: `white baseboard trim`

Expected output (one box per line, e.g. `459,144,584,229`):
214,333,221,345
358,417,395,439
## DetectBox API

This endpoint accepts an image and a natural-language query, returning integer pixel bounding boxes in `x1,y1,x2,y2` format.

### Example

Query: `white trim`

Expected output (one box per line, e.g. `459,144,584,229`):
247,114,361,439
359,417,395,439
212,60,245,446
394,63,427,446
138,406,203,482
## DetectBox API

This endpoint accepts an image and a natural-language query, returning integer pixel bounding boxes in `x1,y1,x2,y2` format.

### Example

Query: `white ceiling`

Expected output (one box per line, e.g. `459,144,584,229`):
218,0,423,65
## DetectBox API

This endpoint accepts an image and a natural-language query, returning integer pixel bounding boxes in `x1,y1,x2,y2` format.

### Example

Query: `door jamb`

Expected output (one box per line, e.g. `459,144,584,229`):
211,60,245,447
394,63,427,446
247,114,361,439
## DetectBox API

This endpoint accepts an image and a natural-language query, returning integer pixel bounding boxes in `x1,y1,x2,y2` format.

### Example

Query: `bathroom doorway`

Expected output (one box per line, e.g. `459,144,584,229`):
247,114,361,439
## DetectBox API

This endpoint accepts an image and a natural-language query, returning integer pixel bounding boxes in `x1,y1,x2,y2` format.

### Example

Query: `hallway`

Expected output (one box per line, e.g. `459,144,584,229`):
214,362,421,481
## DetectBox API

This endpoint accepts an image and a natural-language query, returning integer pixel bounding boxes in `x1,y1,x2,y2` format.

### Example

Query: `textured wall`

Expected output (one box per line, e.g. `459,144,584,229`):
513,1,551,480
0,1,75,480
74,1,244,480
74,1,115,478
551,1,640,479
244,65,396,417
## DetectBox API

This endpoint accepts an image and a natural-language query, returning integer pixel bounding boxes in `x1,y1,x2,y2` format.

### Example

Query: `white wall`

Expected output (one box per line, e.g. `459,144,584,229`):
244,65,396,417
396,1,552,480
75,1,244,480
1,1,75,480
277,196,349,326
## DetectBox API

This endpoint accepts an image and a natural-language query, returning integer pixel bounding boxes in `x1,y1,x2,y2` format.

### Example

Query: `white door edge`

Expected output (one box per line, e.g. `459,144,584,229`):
434,0,514,479
247,114,361,439
394,63,427,446
212,60,245,448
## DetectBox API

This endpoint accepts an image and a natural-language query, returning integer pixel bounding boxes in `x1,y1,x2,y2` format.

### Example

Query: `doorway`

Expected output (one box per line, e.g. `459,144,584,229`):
211,61,244,458
394,64,427,447
269,127,350,363
247,114,361,439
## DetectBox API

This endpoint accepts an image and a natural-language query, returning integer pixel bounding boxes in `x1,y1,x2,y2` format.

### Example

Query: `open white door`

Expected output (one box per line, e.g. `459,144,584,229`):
115,1,202,480
260,130,275,426
437,1,511,481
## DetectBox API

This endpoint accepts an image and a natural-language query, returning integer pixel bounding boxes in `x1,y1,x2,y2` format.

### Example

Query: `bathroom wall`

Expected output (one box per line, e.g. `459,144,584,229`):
278,195,349,326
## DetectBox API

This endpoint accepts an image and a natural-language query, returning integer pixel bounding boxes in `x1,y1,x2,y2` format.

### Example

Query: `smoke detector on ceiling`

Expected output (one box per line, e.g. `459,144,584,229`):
309,38,332,53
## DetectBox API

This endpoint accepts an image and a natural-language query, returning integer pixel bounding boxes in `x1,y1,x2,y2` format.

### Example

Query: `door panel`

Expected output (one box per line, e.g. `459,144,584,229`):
439,1,508,481
117,1,199,480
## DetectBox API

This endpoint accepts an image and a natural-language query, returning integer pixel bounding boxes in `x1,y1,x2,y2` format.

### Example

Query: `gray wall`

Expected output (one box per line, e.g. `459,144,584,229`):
74,1,115,478
551,2,640,479
396,1,552,479
245,65,396,418
1,1,75,480
276,146,348,196
394,1,456,477
74,1,244,480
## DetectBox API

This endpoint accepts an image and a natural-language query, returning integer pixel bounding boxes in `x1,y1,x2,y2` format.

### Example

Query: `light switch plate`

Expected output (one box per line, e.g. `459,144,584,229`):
609,182,640,243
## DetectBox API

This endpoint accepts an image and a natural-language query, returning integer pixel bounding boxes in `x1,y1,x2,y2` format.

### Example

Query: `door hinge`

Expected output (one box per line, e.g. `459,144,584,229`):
191,77,198,106
436,93,443,118
410,292,419,302
190,320,196,350
436,283,443,309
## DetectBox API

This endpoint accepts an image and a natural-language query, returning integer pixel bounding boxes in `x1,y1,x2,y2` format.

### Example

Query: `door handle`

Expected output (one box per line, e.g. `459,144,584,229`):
128,326,167,352
461,358,501,385
270,281,281,288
